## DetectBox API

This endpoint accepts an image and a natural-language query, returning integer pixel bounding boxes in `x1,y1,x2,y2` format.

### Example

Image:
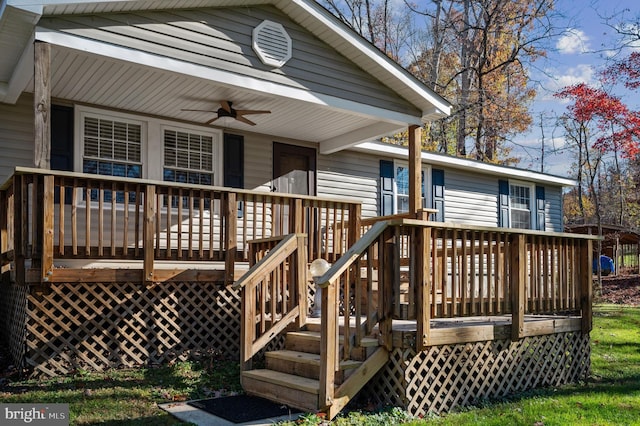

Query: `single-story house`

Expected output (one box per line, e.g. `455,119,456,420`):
0,0,593,419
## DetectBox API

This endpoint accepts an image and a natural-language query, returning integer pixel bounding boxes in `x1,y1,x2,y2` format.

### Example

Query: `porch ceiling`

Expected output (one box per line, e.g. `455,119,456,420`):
29,44,409,153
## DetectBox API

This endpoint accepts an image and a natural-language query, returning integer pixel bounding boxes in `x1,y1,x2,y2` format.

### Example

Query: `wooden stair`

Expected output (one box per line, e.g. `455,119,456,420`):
241,328,388,415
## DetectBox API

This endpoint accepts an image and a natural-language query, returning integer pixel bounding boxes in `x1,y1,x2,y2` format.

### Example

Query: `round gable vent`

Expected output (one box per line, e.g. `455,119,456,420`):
252,20,292,68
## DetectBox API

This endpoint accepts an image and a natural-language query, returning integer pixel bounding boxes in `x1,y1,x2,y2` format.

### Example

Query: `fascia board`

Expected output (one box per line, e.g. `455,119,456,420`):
355,141,577,187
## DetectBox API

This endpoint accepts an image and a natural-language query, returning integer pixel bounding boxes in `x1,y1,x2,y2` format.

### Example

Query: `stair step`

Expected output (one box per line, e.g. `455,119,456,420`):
298,328,379,347
266,349,362,381
242,369,320,412
267,349,362,370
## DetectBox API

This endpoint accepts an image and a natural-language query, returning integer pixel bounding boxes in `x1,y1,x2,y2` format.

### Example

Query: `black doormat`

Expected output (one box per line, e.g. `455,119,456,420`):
188,395,302,424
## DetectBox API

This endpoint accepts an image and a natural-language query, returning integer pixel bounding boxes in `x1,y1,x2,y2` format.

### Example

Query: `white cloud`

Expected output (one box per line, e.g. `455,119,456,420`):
540,64,595,100
554,64,595,88
556,29,590,54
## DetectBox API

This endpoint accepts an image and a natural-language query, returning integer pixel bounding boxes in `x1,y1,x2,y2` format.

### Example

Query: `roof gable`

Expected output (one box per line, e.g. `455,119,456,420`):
0,0,451,120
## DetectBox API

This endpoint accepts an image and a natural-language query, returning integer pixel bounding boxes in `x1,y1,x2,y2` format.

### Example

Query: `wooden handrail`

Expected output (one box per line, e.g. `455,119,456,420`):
235,233,308,371
4,167,360,205
232,233,301,290
315,221,389,288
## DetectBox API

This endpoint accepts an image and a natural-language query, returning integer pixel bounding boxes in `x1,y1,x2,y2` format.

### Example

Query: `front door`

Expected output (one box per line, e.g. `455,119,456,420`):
273,143,316,233
273,142,316,196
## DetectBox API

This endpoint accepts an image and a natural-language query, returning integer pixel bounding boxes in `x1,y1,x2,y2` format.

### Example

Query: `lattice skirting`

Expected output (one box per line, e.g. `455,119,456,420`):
3,281,241,377
0,280,28,370
362,332,591,416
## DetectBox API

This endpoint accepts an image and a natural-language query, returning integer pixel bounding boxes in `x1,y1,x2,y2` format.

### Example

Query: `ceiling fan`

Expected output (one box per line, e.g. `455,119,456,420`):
182,100,271,126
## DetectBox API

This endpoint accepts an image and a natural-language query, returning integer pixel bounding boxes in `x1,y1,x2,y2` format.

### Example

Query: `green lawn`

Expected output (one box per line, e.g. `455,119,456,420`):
1,305,638,425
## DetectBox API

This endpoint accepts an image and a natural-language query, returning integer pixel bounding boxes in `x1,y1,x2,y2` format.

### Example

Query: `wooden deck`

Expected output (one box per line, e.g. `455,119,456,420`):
0,169,597,418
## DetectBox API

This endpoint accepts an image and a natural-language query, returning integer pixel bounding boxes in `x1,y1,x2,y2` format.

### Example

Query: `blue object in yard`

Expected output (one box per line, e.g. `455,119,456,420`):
593,255,615,275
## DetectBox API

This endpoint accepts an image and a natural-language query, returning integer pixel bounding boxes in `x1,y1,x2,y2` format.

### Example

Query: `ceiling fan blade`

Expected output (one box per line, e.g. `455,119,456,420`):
206,116,221,125
181,109,217,112
220,100,232,113
235,115,256,126
234,109,271,115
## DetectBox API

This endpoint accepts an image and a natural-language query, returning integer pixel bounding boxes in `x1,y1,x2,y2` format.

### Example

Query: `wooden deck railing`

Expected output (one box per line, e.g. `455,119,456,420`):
0,167,361,284
311,218,595,411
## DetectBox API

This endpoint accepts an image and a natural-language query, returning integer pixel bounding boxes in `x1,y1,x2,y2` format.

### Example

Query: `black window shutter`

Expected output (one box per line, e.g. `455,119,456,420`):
380,160,394,216
536,185,546,231
224,134,244,188
431,168,445,222
51,105,74,172
51,105,74,204
224,134,244,217
498,180,510,227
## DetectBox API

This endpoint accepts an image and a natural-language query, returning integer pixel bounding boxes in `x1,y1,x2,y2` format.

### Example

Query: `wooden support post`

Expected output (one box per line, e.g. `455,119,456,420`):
580,239,593,334
408,125,422,215
379,228,395,350
225,192,238,284
416,226,431,351
348,203,361,248
143,185,156,282
34,41,51,169
41,175,54,283
290,198,304,234
13,175,26,285
510,234,526,341
319,281,337,409
296,234,308,328
240,283,255,372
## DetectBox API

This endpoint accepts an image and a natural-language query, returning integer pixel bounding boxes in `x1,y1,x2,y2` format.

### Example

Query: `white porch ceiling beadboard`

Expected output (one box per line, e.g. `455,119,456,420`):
45,46,390,144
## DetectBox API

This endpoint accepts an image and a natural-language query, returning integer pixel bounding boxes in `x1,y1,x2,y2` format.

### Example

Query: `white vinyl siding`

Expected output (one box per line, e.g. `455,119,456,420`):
444,170,498,227
0,93,34,184
317,151,379,218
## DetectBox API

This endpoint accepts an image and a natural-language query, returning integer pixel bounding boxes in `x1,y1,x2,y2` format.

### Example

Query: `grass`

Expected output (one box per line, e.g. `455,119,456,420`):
1,305,638,425
0,353,241,425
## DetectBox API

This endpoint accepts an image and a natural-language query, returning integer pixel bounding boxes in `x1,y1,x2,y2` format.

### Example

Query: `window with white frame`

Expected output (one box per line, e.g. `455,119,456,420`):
509,182,533,229
395,163,427,213
162,128,214,186
82,116,142,179
81,114,144,202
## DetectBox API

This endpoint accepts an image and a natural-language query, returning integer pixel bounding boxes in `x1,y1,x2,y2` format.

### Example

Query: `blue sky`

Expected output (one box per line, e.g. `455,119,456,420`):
514,0,640,176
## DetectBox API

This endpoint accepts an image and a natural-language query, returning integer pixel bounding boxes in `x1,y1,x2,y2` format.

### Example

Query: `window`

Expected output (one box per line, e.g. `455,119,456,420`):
163,128,214,186
509,183,532,229
499,180,540,230
81,115,143,202
82,116,142,179
380,160,429,215
395,164,427,214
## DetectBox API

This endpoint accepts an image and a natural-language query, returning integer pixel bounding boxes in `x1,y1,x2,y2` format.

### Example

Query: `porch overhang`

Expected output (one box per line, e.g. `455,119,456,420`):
0,0,451,154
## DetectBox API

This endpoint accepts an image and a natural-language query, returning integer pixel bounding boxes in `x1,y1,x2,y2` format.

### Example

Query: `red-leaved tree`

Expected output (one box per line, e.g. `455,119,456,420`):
555,80,640,255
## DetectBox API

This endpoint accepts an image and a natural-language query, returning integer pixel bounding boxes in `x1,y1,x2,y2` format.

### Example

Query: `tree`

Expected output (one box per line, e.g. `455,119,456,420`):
555,82,640,230
404,0,554,162
321,0,556,164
